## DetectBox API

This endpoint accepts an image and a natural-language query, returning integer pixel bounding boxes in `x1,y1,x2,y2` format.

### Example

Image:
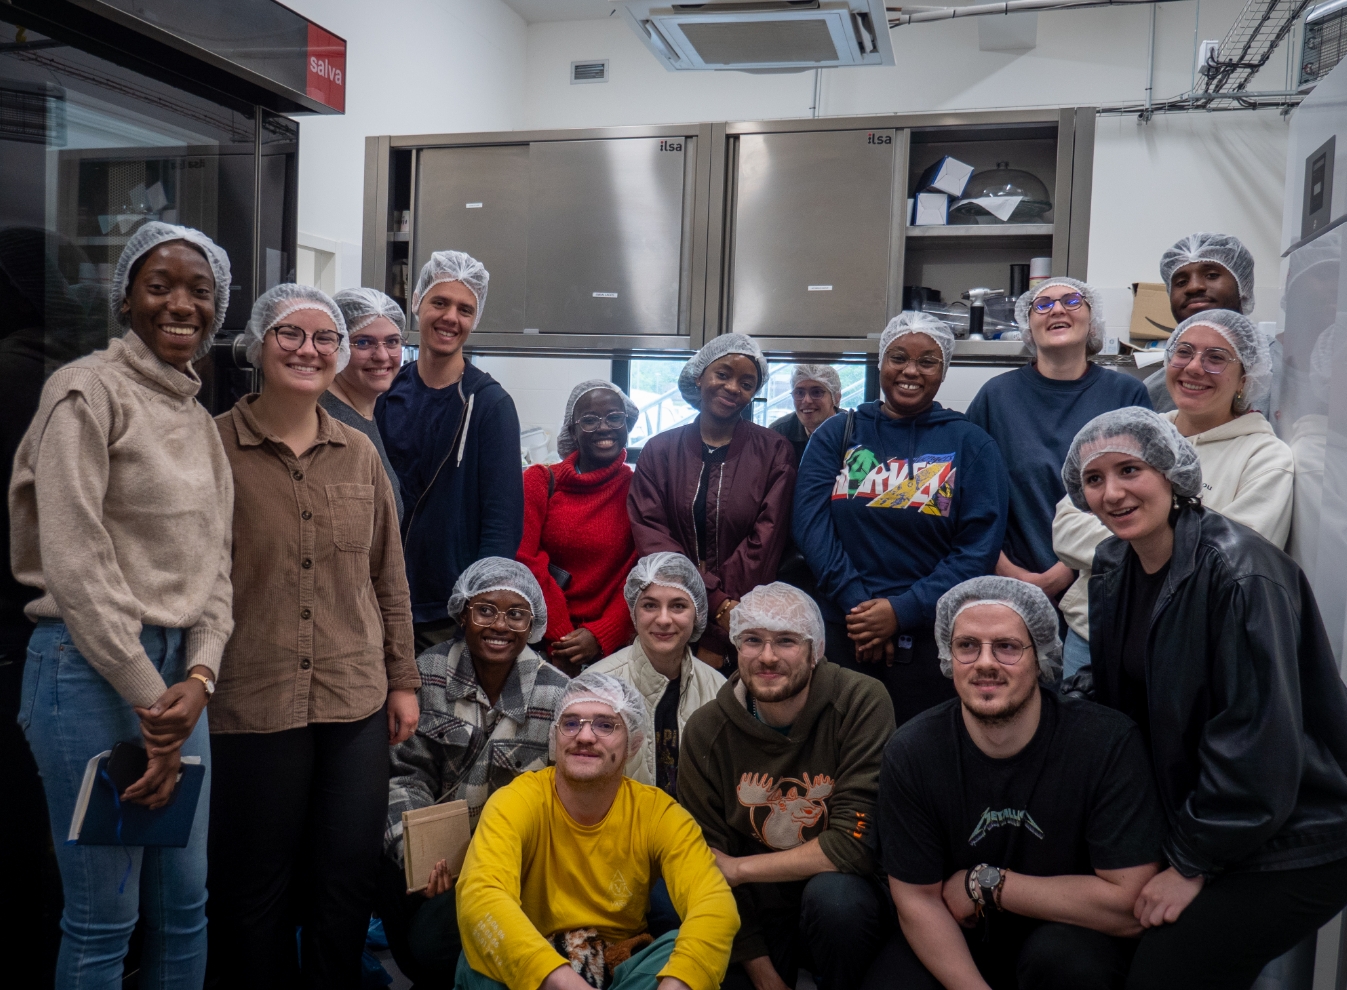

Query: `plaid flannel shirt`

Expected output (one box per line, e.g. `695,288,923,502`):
385,636,570,864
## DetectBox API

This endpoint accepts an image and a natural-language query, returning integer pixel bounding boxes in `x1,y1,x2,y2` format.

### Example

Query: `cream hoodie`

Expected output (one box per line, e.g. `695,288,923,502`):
588,638,725,787
1054,410,1294,639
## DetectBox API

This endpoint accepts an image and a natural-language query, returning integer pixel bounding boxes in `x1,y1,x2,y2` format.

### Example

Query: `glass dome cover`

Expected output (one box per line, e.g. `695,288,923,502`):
950,161,1052,224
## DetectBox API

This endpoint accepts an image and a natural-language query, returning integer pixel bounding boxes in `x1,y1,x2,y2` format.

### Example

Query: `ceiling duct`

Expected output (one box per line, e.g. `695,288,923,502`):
617,0,894,71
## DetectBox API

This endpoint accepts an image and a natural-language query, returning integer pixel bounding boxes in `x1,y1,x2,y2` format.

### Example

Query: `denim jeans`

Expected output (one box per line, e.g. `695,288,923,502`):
18,620,210,990
1062,628,1092,680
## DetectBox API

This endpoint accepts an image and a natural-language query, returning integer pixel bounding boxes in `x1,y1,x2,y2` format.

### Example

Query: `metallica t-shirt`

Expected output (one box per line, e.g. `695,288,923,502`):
878,689,1165,888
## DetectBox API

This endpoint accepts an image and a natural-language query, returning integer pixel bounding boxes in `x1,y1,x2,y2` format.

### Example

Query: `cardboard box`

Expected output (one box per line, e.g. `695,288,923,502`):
916,156,974,198
1129,282,1176,341
402,799,471,894
912,192,949,226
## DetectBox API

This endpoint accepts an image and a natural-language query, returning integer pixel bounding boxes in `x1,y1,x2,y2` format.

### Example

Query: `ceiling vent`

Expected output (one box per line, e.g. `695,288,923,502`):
618,0,894,72
571,59,610,83
1302,0,1347,90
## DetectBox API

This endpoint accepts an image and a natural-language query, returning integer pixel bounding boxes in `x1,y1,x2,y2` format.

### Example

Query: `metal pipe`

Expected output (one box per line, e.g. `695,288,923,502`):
1145,3,1157,119
811,67,821,117
890,0,1161,25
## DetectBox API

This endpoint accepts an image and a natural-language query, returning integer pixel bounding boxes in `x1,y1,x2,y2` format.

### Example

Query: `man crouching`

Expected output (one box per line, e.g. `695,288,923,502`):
454,671,739,990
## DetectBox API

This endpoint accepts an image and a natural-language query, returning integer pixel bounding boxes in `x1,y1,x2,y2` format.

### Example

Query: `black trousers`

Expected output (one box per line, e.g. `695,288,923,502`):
873,915,1136,990
373,855,460,988
824,621,955,727
1125,856,1347,990
721,873,896,990
206,709,389,990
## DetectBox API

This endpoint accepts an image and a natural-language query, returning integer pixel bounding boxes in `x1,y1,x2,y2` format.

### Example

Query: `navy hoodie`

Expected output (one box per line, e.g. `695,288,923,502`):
793,400,1008,631
377,360,523,624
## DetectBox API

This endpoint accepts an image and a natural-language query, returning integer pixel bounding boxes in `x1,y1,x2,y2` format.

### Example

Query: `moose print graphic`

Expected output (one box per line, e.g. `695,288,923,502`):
736,771,834,850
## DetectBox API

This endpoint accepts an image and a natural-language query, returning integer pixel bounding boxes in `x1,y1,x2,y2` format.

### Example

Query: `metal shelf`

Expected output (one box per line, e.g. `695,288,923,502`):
906,223,1055,238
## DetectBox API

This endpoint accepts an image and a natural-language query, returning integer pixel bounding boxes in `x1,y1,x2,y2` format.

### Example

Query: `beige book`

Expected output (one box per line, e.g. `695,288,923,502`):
402,800,471,894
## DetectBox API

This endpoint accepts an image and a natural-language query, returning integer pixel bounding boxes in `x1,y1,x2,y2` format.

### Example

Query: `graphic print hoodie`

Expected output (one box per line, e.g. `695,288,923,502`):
793,400,1008,631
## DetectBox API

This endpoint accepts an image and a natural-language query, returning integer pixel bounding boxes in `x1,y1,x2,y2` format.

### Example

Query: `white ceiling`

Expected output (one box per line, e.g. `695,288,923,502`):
500,0,621,23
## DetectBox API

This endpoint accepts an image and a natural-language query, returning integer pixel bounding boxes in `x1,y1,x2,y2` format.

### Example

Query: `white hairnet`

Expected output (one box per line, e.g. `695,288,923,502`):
1166,308,1272,414
1160,233,1255,315
556,380,639,459
791,364,842,404
880,311,955,376
677,333,768,409
411,250,489,329
333,286,406,336
1013,277,1104,357
729,582,827,665
1061,407,1202,511
243,283,349,373
935,576,1063,683
447,557,548,644
624,552,708,640
551,670,647,759
112,222,232,361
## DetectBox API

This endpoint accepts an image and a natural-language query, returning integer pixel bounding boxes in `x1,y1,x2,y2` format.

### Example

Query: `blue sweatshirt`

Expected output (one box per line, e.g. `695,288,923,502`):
376,360,524,624
965,363,1150,574
793,401,1008,632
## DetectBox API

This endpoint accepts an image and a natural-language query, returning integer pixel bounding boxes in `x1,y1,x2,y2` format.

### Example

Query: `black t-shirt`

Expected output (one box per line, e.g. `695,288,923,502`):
693,442,729,563
654,677,681,797
1118,558,1170,742
879,690,1165,889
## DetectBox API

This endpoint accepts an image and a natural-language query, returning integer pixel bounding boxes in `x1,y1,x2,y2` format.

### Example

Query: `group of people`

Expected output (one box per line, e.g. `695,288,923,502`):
11,219,1347,990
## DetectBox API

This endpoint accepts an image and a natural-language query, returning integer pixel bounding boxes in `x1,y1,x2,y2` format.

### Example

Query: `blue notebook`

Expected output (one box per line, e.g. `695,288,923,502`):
67,750,204,848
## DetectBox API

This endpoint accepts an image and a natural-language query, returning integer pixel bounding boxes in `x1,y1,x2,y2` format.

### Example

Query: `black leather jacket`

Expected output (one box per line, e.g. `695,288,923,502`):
1067,506,1347,877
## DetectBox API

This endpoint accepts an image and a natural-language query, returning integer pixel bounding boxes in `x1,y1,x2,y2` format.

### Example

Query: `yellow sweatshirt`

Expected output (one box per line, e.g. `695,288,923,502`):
456,767,738,990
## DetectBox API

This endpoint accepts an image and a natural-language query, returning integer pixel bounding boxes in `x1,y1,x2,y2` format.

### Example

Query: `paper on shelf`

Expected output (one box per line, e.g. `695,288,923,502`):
952,195,1023,222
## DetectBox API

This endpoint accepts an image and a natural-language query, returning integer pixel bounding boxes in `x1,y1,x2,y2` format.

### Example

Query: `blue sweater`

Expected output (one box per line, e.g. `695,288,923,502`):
376,360,523,624
965,363,1151,574
793,401,1008,632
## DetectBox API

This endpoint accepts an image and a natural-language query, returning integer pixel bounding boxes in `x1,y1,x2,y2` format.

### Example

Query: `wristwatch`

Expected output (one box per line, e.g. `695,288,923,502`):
966,864,1005,915
189,672,216,699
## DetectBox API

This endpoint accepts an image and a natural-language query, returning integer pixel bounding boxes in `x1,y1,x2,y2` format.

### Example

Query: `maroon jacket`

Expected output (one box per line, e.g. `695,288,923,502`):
627,418,797,654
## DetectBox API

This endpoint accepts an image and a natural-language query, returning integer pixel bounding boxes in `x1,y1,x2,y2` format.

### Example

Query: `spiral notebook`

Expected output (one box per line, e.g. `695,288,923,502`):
68,750,204,848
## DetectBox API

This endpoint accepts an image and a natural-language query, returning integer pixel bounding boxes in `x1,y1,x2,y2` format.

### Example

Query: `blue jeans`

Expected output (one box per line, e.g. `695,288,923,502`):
454,929,679,990
18,620,210,990
1062,628,1092,680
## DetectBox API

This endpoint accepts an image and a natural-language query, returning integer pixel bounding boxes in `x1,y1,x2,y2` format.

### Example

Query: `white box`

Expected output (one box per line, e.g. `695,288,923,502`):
912,192,949,226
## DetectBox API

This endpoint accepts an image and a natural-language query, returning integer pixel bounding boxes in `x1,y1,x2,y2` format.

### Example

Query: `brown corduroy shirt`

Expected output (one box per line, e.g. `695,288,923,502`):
212,396,418,734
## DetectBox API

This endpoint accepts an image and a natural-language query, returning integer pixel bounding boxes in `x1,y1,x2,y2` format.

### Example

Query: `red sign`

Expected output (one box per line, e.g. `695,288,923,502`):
306,23,346,113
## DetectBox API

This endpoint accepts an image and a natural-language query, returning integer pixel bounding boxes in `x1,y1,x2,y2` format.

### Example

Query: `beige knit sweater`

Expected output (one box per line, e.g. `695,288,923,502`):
9,331,234,707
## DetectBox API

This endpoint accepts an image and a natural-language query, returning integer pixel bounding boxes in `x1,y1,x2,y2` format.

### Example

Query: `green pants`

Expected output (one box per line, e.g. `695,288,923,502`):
454,929,679,990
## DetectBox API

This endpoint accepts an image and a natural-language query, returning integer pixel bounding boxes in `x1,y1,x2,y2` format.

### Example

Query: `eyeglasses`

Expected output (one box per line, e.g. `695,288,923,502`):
793,387,832,402
575,411,629,432
1169,343,1235,376
737,634,808,659
951,637,1033,666
558,715,622,737
351,335,404,352
271,324,343,355
886,353,944,373
1031,292,1085,314
467,602,533,632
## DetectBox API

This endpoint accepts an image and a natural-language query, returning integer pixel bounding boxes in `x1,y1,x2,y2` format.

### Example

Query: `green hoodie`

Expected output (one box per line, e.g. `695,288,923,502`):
678,660,895,962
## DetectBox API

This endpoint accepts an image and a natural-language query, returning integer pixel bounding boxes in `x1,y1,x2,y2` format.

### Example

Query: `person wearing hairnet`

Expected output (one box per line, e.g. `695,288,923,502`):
966,278,1149,616
376,557,569,987
10,222,234,987
628,333,796,670
208,284,420,989
1059,408,1347,988
517,380,639,673
793,312,1008,726
376,250,524,650
769,364,844,466
878,576,1165,990
1144,232,1256,413
324,286,407,521
679,582,897,990
455,669,739,990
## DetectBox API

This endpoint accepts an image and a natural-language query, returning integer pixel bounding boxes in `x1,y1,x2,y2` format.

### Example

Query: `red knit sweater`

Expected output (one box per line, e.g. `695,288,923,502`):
517,451,636,655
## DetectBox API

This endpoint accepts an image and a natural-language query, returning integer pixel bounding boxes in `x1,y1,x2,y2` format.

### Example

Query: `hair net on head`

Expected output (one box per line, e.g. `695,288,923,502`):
1013,277,1104,357
935,576,1063,683
729,582,827,665
1061,407,1202,512
112,222,232,361
677,333,768,409
243,283,349,373
551,670,647,759
556,380,639,459
1166,309,1272,414
447,557,548,644
879,312,955,376
411,250,489,329
624,552,708,640
791,364,842,404
333,286,406,337
1160,233,1255,315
